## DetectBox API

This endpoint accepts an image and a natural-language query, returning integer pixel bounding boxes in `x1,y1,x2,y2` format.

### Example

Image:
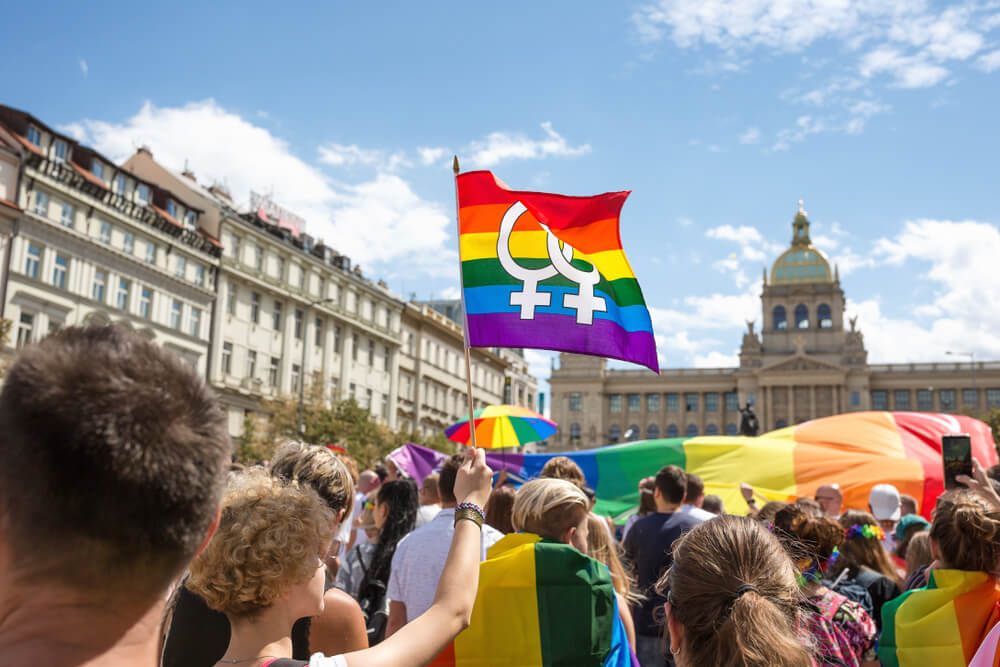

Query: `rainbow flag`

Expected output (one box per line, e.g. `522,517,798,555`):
456,170,658,372
470,412,998,520
879,569,1000,666
430,533,634,666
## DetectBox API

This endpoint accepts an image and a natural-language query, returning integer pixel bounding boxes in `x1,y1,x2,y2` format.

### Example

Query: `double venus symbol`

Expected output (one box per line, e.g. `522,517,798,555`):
496,201,607,325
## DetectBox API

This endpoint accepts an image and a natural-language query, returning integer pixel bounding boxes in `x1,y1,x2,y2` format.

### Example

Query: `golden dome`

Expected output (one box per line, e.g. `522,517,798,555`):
770,201,833,285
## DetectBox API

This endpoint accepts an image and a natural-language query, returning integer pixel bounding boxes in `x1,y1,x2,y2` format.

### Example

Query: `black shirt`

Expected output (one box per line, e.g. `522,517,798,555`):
623,511,701,637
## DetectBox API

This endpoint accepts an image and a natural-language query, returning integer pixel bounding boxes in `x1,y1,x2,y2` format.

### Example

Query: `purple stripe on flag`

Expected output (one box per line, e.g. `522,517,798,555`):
387,443,448,482
466,312,659,373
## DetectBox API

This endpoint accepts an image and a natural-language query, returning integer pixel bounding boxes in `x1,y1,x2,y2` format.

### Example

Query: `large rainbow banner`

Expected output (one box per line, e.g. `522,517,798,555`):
475,412,995,519
456,170,658,373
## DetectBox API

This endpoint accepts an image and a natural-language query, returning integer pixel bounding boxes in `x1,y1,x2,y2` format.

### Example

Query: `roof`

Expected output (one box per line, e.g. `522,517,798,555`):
69,161,108,190
152,205,182,229
770,201,833,285
12,132,43,157
0,198,21,212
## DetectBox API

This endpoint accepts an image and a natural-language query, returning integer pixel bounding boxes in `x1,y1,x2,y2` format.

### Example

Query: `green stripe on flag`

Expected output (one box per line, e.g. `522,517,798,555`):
461,258,647,308
534,540,616,666
590,438,689,516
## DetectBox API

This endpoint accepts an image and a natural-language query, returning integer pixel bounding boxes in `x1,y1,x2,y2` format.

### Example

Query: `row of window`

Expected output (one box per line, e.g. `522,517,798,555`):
32,191,206,287
871,388,1000,411
22,242,202,337
598,391,740,413
773,304,833,330
578,423,739,443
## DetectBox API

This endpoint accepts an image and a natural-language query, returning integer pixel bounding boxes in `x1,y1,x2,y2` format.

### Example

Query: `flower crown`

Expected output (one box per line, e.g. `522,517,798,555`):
795,547,840,585
845,523,884,540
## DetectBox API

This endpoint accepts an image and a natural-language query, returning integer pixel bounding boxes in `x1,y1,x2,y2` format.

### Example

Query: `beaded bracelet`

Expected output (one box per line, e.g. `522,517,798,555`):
456,501,486,524
454,507,484,529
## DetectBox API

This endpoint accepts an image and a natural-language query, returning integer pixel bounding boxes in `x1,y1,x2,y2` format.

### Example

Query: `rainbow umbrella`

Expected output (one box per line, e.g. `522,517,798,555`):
445,405,557,449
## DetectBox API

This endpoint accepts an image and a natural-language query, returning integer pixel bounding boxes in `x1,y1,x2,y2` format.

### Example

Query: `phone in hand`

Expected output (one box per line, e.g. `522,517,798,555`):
942,434,973,490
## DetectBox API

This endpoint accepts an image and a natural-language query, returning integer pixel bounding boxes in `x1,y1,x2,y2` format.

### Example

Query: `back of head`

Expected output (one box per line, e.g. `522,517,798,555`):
655,465,687,505
421,472,441,503
904,531,933,579
685,473,704,504
438,454,464,504
638,488,656,516
793,497,822,517
339,454,360,486
540,456,586,488
756,501,788,526
513,478,589,541
930,490,1000,575
772,504,843,567
663,516,811,667
270,441,354,516
485,485,516,534
0,325,230,596
188,470,334,617
702,495,725,515
837,510,900,584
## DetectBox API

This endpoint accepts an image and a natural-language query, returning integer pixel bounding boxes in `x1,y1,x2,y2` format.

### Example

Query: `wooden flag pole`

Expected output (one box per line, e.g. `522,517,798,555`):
453,156,478,450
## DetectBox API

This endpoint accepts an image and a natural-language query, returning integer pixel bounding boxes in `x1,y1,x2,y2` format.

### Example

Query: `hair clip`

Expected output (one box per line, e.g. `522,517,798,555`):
845,524,884,540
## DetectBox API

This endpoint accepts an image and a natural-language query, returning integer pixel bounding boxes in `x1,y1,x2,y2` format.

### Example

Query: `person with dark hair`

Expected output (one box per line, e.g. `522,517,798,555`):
830,509,902,630
880,488,1000,665
771,504,878,666
701,494,725,515
485,485,516,534
623,465,700,666
384,454,504,637
679,472,715,522
0,326,231,666
336,480,417,644
661,516,812,667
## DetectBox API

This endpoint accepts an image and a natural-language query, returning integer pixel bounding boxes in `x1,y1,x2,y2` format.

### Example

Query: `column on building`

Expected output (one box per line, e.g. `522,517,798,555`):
387,345,400,429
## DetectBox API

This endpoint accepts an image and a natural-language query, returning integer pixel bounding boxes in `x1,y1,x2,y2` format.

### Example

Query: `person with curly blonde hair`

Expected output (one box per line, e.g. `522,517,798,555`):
188,448,494,666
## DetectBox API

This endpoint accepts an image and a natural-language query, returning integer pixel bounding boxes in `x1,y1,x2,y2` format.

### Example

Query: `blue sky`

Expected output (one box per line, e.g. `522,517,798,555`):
3,1,1000,389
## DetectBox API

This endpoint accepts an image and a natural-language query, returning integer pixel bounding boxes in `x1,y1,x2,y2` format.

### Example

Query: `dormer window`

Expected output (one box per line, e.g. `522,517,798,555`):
184,211,196,230
91,161,104,180
113,174,127,196
53,140,67,163
136,184,150,204
166,201,177,218
27,126,41,146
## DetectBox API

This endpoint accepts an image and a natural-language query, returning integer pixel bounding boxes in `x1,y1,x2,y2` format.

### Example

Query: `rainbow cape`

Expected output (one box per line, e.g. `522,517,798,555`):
486,412,998,520
430,533,634,666
456,170,658,373
878,569,1000,666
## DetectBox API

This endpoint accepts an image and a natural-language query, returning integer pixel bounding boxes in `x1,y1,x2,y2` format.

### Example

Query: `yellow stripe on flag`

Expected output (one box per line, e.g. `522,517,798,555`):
455,534,545,665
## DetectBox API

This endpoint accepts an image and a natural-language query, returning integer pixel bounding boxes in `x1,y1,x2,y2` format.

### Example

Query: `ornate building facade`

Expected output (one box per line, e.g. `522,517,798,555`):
549,203,1000,451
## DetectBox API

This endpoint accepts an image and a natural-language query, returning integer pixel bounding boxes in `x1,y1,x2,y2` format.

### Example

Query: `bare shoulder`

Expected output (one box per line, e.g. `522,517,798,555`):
324,586,363,612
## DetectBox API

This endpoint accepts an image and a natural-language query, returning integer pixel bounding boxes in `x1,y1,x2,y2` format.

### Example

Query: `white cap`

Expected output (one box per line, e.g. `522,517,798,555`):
869,484,901,522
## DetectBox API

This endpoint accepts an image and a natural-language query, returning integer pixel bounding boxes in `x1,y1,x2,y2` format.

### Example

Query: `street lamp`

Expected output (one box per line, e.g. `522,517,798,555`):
298,297,336,437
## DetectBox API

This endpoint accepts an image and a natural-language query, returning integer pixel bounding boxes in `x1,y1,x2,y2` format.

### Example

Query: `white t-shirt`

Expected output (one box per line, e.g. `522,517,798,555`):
387,507,504,620
308,654,347,666
337,491,368,559
680,504,716,523
415,503,441,528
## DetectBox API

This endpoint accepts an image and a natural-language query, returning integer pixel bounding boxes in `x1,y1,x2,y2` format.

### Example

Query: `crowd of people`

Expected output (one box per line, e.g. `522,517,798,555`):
2,325,1000,667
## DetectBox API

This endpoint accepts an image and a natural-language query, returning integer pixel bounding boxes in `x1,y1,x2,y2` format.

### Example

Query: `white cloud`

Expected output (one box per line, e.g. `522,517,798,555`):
976,49,1000,73
706,224,763,244
649,290,760,332
438,285,461,300
69,99,452,275
58,122,86,141
859,48,950,88
772,114,827,151
417,146,449,165
693,350,739,368
464,121,590,168
739,126,761,144
79,59,88,77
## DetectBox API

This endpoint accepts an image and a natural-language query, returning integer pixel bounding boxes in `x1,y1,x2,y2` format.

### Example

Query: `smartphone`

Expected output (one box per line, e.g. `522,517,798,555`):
942,434,973,490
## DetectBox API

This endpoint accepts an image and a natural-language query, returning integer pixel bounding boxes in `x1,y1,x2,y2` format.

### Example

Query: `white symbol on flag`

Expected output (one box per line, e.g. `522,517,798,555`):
497,201,607,325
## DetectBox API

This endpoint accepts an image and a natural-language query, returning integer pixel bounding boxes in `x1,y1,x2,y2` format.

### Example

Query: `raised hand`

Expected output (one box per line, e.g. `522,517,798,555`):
454,447,493,509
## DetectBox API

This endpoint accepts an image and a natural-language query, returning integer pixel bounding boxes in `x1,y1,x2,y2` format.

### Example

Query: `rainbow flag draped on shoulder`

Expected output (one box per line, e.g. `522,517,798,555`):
456,170,658,373
878,569,1000,666
430,533,635,666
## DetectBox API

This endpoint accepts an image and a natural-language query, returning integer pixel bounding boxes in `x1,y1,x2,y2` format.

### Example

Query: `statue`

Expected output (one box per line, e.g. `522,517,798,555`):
745,320,755,336
739,401,759,437
849,315,858,332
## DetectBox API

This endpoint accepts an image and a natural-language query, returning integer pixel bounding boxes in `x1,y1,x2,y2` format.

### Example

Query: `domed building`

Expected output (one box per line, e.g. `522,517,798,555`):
548,202,1000,451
